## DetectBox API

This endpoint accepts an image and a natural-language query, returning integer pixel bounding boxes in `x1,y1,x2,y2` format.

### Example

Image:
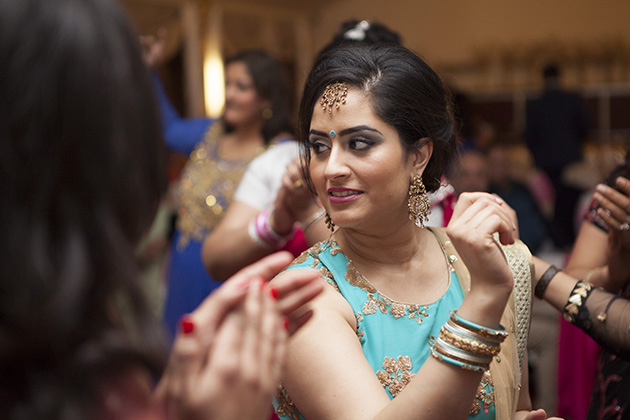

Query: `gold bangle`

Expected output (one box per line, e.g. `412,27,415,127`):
433,339,492,368
440,326,500,357
444,319,503,346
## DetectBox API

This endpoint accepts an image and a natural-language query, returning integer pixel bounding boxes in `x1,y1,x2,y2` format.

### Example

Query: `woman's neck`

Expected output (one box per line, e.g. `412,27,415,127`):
335,220,432,267
230,119,266,143
219,121,266,160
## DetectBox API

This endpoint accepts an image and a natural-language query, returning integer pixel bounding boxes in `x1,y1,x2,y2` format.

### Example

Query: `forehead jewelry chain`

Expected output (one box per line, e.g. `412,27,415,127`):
320,82,348,114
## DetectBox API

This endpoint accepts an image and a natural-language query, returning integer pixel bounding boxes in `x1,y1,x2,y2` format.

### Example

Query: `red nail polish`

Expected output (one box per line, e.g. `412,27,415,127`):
283,317,290,331
269,286,279,300
180,316,194,334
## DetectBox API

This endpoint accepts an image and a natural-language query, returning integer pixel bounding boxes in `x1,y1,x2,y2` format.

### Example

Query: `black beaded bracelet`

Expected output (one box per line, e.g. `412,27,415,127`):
534,264,561,299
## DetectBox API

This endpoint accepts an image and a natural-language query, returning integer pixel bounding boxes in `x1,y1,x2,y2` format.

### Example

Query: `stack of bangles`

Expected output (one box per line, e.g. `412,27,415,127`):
248,208,295,249
430,310,509,373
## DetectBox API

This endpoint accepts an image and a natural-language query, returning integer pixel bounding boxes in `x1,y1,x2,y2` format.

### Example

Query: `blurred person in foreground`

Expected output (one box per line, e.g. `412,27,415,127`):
0,1,322,419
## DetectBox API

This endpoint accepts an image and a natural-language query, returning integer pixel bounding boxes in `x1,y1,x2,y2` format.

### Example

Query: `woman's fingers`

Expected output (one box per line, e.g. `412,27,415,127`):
595,180,630,226
189,252,292,348
272,269,324,315
260,284,287,385
520,409,548,420
240,277,264,384
448,193,516,245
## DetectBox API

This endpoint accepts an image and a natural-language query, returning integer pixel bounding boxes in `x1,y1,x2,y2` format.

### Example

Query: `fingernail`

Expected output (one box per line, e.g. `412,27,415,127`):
180,315,194,334
269,286,279,300
283,317,290,331
596,184,606,193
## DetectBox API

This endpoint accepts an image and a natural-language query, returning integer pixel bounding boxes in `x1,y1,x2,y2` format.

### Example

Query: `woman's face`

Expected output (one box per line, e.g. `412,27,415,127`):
223,61,267,127
308,87,423,231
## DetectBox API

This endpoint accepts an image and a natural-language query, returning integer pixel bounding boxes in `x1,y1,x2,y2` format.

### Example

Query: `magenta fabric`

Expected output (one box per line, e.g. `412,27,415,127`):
280,228,309,258
557,318,601,419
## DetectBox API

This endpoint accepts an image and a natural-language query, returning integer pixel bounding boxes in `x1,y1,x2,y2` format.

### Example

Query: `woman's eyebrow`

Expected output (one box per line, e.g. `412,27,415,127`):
338,125,381,136
308,129,329,137
309,125,382,138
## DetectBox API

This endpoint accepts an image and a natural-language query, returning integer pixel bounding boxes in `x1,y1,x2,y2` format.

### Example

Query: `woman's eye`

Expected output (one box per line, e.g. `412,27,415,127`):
309,141,328,154
350,138,373,151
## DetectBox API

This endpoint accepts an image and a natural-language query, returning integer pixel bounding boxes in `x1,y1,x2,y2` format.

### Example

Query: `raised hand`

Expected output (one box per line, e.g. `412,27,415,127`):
270,158,321,236
155,252,323,420
139,27,166,69
594,176,630,291
446,192,517,295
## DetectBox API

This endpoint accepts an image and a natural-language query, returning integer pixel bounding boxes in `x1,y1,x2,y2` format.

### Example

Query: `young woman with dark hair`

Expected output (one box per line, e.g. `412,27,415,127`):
159,48,296,340
271,44,560,420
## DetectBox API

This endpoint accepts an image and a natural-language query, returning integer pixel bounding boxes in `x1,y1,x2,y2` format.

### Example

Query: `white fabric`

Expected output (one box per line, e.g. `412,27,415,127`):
234,141,300,210
426,205,445,228
426,183,455,228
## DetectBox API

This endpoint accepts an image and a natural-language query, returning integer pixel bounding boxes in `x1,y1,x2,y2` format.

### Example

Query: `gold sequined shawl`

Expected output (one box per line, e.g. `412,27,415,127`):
432,227,534,419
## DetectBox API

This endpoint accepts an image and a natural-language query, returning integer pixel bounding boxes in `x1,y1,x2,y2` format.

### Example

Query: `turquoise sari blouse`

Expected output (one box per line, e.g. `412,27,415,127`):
274,236,496,420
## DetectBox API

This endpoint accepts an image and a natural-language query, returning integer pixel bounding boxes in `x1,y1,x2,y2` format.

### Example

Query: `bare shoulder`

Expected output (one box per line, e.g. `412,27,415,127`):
272,267,357,327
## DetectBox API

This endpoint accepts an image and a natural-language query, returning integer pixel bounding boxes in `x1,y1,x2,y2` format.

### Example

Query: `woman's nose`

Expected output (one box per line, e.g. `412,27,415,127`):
323,145,350,179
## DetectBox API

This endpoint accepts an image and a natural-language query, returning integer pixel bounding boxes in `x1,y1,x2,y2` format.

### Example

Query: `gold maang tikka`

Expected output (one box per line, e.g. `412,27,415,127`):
320,82,348,113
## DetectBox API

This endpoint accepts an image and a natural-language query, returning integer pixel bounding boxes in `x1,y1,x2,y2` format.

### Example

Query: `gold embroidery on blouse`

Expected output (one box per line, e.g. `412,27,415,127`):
348,264,432,325
469,370,495,416
355,312,365,339
291,250,309,265
376,356,415,398
329,240,343,255
275,384,300,420
176,121,265,249
325,280,341,293
336,236,450,325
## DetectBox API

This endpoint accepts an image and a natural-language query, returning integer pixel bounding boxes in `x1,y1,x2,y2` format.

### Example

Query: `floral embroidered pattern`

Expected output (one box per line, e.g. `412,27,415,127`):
275,384,300,420
291,250,309,265
470,370,495,416
376,356,415,397
357,288,430,325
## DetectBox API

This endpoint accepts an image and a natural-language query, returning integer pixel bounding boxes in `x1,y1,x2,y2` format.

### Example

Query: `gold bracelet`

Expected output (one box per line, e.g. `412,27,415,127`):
433,339,493,368
440,326,500,357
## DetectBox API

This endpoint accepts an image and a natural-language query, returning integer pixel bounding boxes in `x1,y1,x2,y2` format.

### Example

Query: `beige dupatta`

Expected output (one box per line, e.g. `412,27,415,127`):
431,227,534,419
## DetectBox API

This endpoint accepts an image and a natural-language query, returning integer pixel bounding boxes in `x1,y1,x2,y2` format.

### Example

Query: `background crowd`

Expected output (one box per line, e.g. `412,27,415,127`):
3,0,630,419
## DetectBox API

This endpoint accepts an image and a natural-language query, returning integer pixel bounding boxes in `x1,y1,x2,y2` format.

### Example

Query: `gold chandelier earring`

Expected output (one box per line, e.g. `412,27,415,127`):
325,212,335,232
408,174,431,228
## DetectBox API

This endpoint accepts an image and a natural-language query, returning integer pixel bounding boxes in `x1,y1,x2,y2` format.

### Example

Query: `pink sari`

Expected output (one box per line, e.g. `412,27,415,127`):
557,318,601,419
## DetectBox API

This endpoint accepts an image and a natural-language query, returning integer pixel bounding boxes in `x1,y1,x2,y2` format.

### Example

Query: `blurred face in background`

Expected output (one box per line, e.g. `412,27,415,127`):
488,146,512,188
449,150,490,196
223,61,268,128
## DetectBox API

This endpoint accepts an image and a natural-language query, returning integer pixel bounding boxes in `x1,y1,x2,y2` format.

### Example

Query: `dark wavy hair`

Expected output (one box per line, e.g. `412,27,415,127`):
0,0,168,418
224,49,294,143
298,43,456,192
317,19,402,57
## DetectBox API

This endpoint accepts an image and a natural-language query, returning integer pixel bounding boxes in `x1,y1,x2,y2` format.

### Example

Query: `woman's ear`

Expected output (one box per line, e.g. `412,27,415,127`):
412,138,433,172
